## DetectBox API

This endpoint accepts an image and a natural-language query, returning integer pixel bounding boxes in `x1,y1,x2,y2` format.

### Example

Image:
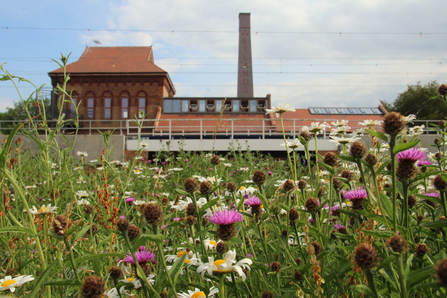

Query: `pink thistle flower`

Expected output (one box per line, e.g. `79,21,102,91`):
396,147,426,163
125,197,135,203
208,210,243,225
417,160,432,167
244,195,262,206
343,189,367,201
424,192,439,198
123,249,156,264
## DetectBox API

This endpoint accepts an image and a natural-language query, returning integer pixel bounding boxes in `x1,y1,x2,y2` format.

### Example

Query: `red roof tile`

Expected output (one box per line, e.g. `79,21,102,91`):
49,46,167,74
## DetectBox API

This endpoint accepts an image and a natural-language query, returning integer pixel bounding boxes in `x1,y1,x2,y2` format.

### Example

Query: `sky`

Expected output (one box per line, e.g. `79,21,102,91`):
1,0,446,114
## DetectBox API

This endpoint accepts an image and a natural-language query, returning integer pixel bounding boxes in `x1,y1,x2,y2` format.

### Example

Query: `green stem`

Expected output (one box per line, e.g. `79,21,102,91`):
365,269,380,298
396,254,409,298
64,237,81,283
389,134,398,232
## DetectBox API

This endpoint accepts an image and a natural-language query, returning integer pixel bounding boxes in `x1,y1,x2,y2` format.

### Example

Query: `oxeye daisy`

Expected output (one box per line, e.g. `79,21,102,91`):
196,250,252,281
27,204,57,214
177,286,219,298
208,209,244,241
265,102,296,117
77,151,88,157
0,275,34,292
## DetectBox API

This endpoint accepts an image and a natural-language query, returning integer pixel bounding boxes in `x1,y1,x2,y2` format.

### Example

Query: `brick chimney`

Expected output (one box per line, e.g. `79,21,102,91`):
237,13,254,97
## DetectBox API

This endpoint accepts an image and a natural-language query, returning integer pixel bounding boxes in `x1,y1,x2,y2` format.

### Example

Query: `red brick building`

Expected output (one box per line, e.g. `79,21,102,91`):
48,46,175,130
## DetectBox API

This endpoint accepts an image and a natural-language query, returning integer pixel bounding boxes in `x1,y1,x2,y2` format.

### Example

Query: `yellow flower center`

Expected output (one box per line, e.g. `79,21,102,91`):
213,259,234,273
209,240,217,246
1,279,17,287
125,277,134,283
38,207,47,213
191,292,206,298
184,259,191,264
239,186,245,191
176,251,189,258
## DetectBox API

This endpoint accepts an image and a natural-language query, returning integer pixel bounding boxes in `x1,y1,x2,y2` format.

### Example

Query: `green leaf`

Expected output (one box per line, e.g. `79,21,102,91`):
199,198,219,217
0,123,23,168
420,219,447,228
0,226,36,236
355,210,388,226
175,188,191,196
366,129,388,142
337,155,357,163
351,284,374,296
43,279,80,286
362,230,396,239
74,253,123,264
408,266,435,288
392,139,420,154
28,261,60,298
377,255,397,270
317,162,335,176
169,253,187,287
137,234,165,245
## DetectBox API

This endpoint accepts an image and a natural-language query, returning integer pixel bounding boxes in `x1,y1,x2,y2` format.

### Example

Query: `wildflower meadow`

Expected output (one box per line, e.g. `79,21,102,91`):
2,62,447,297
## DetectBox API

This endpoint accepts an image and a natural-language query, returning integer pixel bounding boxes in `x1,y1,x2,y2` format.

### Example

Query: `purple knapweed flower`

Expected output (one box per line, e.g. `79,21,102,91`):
123,249,156,264
125,197,135,203
396,147,426,163
424,192,440,198
208,209,244,225
244,195,262,206
417,160,432,167
343,189,367,201
330,205,340,216
334,223,345,230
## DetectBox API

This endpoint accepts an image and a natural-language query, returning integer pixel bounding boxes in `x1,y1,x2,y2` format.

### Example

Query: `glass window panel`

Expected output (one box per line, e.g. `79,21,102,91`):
139,97,145,108
122,109,128,118
173,100,181,113
249,100,257,112
233,100,240,112
199,100,206,112
87,109,94,118
122,98,128,108
182,100,189,112
104,109,111,118
88,98,94,108
215,100,222,112
105,98,111,108
164,100,172,113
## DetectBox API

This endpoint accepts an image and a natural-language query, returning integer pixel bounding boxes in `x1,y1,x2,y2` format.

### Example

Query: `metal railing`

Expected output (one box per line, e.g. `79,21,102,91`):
0,118,441,139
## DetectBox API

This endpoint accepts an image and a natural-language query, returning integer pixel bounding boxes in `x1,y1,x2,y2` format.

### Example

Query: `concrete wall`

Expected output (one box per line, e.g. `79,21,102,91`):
12,135,125,160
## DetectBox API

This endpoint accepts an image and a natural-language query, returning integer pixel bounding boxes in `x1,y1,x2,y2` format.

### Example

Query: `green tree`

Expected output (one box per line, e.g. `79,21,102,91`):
381,80,447,120
0,98,51,134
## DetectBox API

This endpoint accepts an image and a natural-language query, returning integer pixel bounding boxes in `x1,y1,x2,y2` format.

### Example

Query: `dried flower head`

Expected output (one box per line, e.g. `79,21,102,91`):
387,235,408,253
261,291,274,298
350,141,367,159
354,243,380,271
184,177,199,193
323,152,338,167
434,175,447,191
305,197,319,213
437,84,447,96
341,170,354,181
186,202,196,216
252,170,267,185
226,182,237,193
297,180,307,190
53,215,70,236
332,178,343,189
210,155,221,165
108,266,122,280
200,181,213,195
364,153,378,166
216,241,225,254
282,179,296,192
81,275,105,298
116,217,129,232
270,261,282,272
289,208,299,221
414,243,429,259
436,259,447,286
294,270,304,282
142,203,162,225
127,224,141,241
382,112,406,135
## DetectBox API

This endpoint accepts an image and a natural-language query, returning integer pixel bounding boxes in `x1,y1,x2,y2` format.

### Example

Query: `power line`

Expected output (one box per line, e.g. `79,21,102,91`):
3,26,447,35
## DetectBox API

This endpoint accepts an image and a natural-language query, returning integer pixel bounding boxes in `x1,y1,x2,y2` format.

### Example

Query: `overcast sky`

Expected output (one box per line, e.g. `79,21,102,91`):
1,0,446,114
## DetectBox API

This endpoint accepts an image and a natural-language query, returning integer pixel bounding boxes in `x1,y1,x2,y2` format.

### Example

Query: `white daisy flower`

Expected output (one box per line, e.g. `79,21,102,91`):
280,138,302,152
265,103,296,117
77,151,88,157
197,250,252,281
177,287,219,298
27,204,57,214
0,275,34,292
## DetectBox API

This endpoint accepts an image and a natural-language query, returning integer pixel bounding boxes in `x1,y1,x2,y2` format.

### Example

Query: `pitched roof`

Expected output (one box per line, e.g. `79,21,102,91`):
49,46,167,74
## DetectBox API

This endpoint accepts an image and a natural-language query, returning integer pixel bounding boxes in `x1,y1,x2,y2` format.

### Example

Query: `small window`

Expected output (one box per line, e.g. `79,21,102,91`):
232,100,240,112
104,98,112,118
138,97,146,117
182,100,189,112
85,92,95,119
121,97,128,118
164,100,172,113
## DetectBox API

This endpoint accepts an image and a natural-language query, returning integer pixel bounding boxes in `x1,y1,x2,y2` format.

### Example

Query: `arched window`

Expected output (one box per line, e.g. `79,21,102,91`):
120,91,129,119
103,91,112,119
137,91,147,118
85,91,95,119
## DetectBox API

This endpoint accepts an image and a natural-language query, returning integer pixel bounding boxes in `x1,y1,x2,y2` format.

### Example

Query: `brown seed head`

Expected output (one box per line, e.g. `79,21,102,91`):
434,175,447,191
408,195,417,209
311,241,322,255
116,217,129,232
324,152,338,167
341,170,354,181
270,261,282,272
226,182,237,193
387,235,408,253
83,204,94,214
414,243,429,259
332,177,343,189
186,215,197,226
53,215,70,236
216,224,236,241
297,180,307,190
261,291,274,298
354,243,380,271
289,208,299,221
435,138,441,146
294,270,304,282
141,203,162,225
109,266,122,280
364,153,378,166
81,275,105,298
397,160,418,180
127,224,141,241
210,155,221,165
382,112,407,135
305,197,319,213
184,177,199,193
437,84,447,96
252,170,267,185
199,181,213,195
216,241,225,254
299,131,312,142
282,179,296,192
436,259,447,286
186,202,196,216
350,141,367,159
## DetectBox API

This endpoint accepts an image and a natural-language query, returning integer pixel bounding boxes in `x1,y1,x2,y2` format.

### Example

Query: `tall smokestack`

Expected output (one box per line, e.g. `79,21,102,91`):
237,13,253,97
